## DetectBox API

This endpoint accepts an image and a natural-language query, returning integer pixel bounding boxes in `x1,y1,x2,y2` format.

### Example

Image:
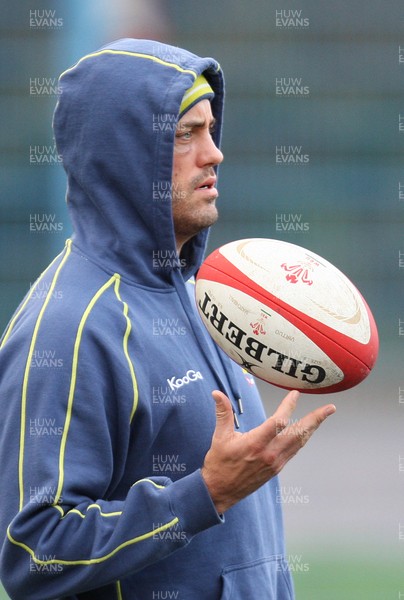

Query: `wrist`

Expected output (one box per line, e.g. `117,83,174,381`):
201,466,232,514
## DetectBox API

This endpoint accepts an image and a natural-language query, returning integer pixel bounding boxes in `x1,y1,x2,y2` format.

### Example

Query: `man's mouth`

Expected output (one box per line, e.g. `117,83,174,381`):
196,177,217,191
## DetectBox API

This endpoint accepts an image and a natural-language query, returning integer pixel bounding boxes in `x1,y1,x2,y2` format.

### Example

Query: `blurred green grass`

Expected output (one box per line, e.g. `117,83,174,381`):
292,555,403,599
0,555,402,598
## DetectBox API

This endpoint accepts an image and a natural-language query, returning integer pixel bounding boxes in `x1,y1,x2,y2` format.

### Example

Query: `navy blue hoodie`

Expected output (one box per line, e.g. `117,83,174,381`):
0,39,294,599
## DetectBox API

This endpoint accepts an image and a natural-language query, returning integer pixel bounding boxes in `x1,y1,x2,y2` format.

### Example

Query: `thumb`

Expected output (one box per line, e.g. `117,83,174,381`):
211,390,236,437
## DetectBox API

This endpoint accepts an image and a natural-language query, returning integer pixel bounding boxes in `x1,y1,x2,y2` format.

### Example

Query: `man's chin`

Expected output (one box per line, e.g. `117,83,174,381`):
203,205,219,228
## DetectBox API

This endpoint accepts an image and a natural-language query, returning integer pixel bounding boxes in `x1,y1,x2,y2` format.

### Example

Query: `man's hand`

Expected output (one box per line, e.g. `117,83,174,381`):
201,390,336,514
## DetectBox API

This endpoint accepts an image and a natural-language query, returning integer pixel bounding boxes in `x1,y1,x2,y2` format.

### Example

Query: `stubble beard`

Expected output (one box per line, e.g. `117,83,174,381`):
172,173,219,243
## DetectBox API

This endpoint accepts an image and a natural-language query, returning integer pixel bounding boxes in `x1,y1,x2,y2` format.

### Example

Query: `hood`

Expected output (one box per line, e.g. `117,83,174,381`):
53,38,224,286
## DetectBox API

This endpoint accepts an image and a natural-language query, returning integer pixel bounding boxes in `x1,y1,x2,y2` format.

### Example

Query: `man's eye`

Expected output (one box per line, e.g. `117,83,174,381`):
176,131,192,140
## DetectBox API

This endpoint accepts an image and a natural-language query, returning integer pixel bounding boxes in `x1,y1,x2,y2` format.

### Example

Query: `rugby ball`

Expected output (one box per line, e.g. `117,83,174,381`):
195,238,379,394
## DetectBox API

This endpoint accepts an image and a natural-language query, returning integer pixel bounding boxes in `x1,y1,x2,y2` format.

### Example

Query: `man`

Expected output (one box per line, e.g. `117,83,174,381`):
0,39,335,599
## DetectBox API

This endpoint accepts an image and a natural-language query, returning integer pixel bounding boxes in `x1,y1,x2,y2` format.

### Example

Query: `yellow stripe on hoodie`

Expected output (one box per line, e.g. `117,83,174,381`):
18,240,72,511
54,274,119,506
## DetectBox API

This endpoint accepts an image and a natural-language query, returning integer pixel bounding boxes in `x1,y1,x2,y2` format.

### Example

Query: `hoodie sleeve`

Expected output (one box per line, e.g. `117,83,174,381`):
0,269,222,600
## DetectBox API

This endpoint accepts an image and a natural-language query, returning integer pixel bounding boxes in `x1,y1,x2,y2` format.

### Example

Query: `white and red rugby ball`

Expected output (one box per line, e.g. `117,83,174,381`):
195,238,379,394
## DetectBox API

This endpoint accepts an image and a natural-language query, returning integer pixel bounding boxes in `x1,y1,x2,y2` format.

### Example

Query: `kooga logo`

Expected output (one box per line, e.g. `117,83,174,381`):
167,370,203,391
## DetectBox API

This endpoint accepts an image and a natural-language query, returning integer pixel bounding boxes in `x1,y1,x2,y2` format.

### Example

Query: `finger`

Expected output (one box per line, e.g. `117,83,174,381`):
211,390,236,438
249,390,300,447
270,389,300,435
287,403,336,448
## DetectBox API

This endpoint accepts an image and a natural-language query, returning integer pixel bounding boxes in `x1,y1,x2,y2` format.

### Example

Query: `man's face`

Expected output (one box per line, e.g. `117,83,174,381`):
171,99,224,252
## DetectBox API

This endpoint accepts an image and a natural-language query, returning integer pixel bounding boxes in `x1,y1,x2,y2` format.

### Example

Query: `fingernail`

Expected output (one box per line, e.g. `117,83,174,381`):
325,405,336,416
